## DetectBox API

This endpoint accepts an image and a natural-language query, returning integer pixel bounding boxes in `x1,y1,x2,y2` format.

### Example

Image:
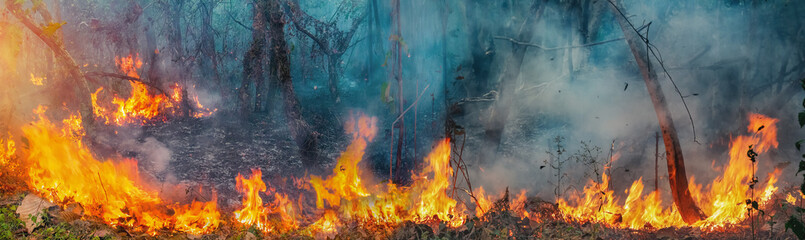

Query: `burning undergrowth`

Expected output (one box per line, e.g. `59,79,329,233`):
0,105,798,239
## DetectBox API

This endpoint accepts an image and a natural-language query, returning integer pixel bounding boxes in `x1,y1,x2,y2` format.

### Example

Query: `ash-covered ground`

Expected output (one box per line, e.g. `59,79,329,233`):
87,111,356,208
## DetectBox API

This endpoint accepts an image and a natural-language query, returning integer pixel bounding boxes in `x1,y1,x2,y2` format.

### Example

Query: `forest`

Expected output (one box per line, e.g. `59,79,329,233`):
1,0,805,239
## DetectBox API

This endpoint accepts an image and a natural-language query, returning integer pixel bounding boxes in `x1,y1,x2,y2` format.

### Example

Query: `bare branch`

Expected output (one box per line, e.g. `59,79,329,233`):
84,72,168,96
493,36,624,50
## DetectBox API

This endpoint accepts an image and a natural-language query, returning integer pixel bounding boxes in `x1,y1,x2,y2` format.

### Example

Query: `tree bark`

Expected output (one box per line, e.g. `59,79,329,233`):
266,0,319,167
606,0,706,224
199,0,222,93
240,0,268,117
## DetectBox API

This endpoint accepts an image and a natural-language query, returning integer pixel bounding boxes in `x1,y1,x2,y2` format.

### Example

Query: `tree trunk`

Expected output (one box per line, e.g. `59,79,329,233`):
327,55,341,103
266,0,319,166
606,0,706,224
482,0,545,160
240,0,268,117
391,0,405,181
199,0,222,92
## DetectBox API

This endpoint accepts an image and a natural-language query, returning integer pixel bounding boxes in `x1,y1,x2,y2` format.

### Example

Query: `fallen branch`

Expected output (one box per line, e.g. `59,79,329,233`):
493,36,624,50
85,72,168,96
97,172,109,203
388,83,430,180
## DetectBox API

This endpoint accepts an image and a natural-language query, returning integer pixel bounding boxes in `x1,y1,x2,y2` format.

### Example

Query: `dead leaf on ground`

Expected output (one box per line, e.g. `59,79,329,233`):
15,194,55,233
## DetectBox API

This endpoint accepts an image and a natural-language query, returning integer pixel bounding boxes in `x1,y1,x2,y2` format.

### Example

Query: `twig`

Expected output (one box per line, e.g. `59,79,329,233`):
227,11,253,31
97,172,109,203
606,0,699,144
85,72,168,96
493,36,624,50
388,83,430,180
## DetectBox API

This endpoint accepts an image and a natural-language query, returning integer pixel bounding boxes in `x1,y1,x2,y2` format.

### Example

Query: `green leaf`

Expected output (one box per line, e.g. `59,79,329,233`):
798,161,805,176
41,22,66,37
797,140,805,151
786,216,805,240
800,111,805,128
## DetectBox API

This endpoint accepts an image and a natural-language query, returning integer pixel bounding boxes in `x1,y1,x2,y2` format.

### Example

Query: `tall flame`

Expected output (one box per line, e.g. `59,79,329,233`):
22,106,220,235
234,169,298,233
308,113,466,228
557,113,781,230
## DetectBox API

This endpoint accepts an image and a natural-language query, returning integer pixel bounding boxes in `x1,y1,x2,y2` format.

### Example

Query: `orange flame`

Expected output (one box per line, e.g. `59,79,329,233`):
91,54,215,125
557,113,781,230
21,106,220,235
0,134,15,171
234,169,298,233
409,138,466,227
307,210,341,237
309,113,466,228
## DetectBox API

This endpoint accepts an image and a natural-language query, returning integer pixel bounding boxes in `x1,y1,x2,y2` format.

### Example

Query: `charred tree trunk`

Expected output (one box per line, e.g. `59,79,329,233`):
482,0,545,160
266,0,319,166
606,0,706,224
240,0,268,117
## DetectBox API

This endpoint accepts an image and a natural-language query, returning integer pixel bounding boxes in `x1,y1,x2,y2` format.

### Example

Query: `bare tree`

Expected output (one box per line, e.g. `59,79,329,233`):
239,0,268,117
266,0,319,167
606,0,706,224
286,0,366,103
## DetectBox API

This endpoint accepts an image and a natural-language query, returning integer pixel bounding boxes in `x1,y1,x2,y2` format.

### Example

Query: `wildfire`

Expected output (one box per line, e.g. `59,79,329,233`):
21,106,221,235
0,135,14,167
309,114,466,228
474,187,531,220
557,113,782,230
307,210,341,237
234,168,299,233
91,54,216,125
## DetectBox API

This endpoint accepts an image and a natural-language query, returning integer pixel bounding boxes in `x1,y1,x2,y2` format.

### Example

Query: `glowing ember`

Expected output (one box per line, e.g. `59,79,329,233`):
21,106,220,235
787,193,797,205
557,113,782,230
29,73,44,86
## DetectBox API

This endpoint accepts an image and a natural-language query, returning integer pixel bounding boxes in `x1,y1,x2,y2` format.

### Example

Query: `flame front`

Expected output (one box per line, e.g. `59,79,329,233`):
308,113,467,228
21,106,220,235
234,169,298,233
557,113,782,230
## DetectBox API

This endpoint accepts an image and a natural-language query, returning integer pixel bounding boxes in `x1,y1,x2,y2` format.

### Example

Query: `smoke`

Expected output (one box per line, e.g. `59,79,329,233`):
419,0,805,201
120,137,173,174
